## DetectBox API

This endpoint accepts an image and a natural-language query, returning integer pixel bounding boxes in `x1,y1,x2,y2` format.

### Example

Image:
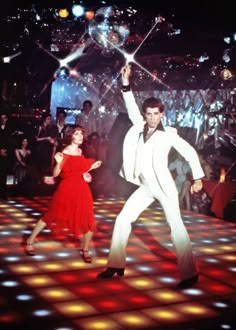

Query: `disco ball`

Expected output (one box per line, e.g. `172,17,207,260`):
88,6,130,49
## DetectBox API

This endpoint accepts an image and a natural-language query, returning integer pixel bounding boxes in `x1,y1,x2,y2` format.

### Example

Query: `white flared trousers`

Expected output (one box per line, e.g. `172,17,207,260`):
107,178,199,280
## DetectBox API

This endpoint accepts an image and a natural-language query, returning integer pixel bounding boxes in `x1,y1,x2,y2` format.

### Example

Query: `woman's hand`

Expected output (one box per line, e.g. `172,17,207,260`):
43,176,55,185
0,149,7,157
48,137,57,145
83,172,92,182
190,179,203,194
90,160,102,170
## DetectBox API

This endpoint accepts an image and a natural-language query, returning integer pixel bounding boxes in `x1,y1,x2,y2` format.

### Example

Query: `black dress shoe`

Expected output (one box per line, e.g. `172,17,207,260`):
177,273,199,289
97,267,125,278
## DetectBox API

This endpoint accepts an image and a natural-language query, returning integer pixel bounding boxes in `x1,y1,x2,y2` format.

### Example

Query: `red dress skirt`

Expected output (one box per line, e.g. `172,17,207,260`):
42,154,96,238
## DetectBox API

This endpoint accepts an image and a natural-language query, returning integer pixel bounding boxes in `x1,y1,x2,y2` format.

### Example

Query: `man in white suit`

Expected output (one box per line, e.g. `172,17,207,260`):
97,64,204,288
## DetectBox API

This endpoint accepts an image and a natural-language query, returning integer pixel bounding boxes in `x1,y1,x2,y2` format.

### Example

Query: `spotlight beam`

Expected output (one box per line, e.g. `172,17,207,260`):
3,51,22,63
98,71,121,105
132,17,161,56
60,33,91,65
34,34,94,99
99,17,171,90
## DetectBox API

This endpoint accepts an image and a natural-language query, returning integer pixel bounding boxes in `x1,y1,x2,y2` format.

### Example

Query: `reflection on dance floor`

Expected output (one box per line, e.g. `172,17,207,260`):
0,196,236,330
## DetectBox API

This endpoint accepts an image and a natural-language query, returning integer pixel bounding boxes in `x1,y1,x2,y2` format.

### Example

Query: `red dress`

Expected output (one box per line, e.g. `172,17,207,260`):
42,154,96,238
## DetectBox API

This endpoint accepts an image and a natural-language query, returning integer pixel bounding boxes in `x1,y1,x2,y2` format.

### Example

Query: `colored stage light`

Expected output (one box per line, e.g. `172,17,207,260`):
58,8,69,19
72,5,84,17
85,10,95,20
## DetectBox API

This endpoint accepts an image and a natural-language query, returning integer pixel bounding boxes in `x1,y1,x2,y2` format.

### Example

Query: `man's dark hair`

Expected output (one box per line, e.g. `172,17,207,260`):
142,97,165,114
0,110,9,118
57,109,67,117
83,100,93,108
41,112,51,120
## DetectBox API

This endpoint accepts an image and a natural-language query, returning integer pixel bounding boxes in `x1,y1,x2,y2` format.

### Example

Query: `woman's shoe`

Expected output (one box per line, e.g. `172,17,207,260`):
81,250,92,263
177,273,199,288
25,243,36,256
97,267,125,278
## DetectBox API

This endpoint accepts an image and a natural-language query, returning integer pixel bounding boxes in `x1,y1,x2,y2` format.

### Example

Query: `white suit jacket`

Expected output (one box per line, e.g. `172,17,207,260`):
119,90,205,197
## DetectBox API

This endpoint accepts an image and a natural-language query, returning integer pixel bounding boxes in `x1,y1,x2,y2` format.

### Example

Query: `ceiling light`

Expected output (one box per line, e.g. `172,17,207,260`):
58,8,69,19
72,5,84,18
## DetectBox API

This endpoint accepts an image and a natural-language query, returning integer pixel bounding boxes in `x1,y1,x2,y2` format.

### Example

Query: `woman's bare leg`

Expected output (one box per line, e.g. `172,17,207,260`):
81,231,94,262
26,219,47,247
82,231,93,252
179,180,191,209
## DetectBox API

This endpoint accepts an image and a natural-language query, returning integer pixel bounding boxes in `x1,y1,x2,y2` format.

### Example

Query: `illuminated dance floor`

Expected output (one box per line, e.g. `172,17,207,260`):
0,196,236,330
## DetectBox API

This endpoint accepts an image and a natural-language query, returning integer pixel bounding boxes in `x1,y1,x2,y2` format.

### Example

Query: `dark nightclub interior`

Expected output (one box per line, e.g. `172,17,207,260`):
0,1,236,330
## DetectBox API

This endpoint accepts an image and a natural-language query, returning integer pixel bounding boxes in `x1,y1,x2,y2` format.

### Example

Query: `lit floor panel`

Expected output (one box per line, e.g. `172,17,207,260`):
0,196,235,330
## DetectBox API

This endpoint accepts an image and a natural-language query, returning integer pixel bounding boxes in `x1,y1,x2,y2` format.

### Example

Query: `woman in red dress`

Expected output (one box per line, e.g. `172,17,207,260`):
25,126,102,263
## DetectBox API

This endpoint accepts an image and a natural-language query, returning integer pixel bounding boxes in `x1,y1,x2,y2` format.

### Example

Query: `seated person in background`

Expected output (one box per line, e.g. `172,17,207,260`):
190,152,213,215
173,152,213,211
